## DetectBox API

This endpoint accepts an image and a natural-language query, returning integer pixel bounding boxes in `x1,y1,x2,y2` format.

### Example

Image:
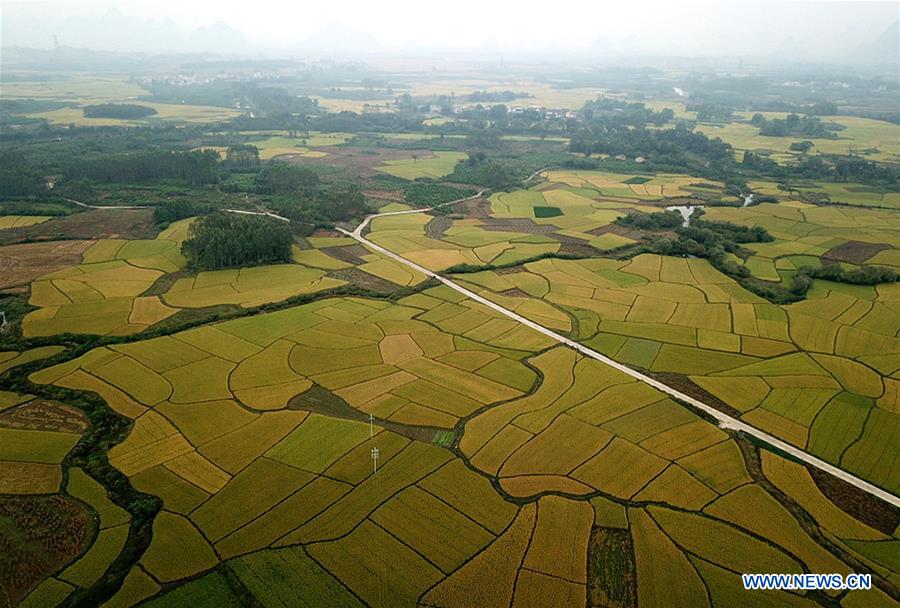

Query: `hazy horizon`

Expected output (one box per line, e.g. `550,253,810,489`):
2,0,898,62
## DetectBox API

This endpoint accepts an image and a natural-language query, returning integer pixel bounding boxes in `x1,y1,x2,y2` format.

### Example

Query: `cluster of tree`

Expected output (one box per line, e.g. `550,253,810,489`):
569,125,736,180
268,183,370,231
62,150,220,186
0,151,46,197
1,98,77,126
152,200,214,226
446,153,521,191
638,216,774,261
83,103,158,119
789,141,815,153
254,163,319,194
467,91,531,103
582,98,674,128
759,101,839,116
369,173,477,207
790,263,897,295
181,212,293,270
448,105,573,134
224,145,260,171
616,210,683,230
310,111,421,134
146,82,319,118
743,152,899,187
685,103,734,121
751,113,843,139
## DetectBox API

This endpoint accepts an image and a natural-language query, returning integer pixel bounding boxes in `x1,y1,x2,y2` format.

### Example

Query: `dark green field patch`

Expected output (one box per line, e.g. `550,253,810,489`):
533,206,563,218
622,176,652,185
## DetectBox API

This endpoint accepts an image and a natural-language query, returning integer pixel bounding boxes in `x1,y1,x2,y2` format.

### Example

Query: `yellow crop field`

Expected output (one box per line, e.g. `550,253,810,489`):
522,496,593,583
0,461,62,494
372,486,494,573
58,524,129,587
0,215,52,229
634,464,718,510
421,503,535,608
190,458,313,542
630,508,710,608
572,438,668,498
649,507,803,575
140,512,218,582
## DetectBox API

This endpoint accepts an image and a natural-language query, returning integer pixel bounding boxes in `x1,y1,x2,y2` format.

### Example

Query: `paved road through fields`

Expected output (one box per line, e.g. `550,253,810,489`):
66,189,900,507
340,205,900,509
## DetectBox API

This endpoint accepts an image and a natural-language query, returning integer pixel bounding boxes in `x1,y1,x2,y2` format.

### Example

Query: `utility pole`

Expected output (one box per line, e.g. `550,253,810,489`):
371,446,379,474
369,413,374,438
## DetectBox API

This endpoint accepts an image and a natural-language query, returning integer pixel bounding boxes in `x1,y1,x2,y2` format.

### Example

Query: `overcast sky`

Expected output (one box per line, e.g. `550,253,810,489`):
2,0,897,58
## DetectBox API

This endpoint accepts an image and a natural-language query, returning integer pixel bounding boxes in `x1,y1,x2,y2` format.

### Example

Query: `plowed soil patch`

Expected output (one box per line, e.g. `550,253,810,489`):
0,240,94,289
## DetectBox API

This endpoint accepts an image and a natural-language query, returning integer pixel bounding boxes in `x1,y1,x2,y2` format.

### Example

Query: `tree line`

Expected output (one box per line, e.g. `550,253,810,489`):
83,104,158,119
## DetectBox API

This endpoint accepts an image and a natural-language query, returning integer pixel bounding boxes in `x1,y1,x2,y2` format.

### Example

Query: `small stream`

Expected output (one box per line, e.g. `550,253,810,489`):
666,205,704,227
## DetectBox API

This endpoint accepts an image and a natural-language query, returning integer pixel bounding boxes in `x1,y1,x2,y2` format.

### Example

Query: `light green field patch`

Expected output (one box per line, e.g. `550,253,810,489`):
267,414,372,473
376,151,467,180
0,428,80,463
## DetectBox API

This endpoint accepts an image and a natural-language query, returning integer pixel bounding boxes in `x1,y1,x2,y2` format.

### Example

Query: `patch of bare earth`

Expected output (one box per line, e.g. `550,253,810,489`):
0,496,95,606
496,266,526,275
328,268,398,293
322,244,369,266
558,242,597,257
587,224,634,237
808,467,899,534
289,384,438,443
363,189,406,202
284,147,436,178
0,399,89,434
455,197,492,219
498,287,530,298
425,216,452,240
823,241,891,265
0,240,94,289
646,371,744,418
0,208,155,245
480,218,557,234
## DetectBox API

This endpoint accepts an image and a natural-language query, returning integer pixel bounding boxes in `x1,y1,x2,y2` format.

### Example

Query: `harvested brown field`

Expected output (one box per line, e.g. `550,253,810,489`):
808,466,899,534
0,495,95,605
499,288,532,298
328,268,399,293
497,265,527,275
363,189,406,202
0,208,155,245
480,218,557,234
0,399,90,434
321,244,369,265
558,242,600,257
823,240,891,264
283,146,436,176
426,215,453,240
455,196,492,219
586,224,637,237
647,371,744,419
0,240,94,289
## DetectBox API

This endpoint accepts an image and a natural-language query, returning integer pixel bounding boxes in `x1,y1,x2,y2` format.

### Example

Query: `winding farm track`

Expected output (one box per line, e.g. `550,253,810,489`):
340,199,900,509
